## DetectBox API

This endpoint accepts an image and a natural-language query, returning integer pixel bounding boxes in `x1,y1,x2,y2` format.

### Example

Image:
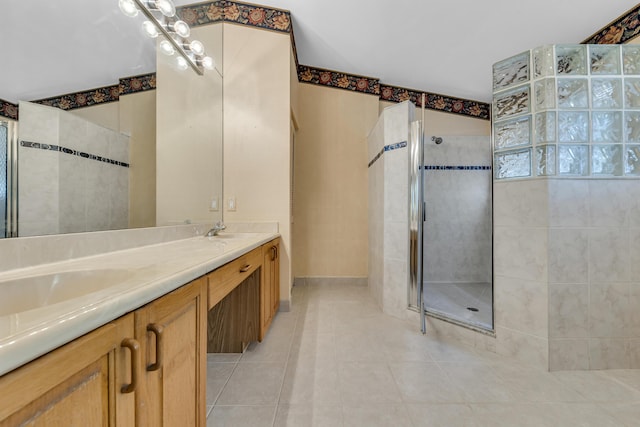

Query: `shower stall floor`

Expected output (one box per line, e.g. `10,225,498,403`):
423,282,492,330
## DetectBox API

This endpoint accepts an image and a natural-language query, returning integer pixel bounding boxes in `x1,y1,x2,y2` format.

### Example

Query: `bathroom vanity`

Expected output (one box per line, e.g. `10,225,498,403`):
0,232,280,426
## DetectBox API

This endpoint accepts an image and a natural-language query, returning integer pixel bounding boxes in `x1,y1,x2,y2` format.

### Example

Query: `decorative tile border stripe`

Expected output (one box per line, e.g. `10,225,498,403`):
423,165,492,171
178,0,291,33
368,141,408,168
20,141,129,168
385,141,408,151
120,73,157,95
582,4,640,44
33,85,120,111
298,65,381,96
380,84,490,120
0,99,18,120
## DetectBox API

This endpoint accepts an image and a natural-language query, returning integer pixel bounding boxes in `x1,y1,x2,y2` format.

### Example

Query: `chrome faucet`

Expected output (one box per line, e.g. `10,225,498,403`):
206,220,226,237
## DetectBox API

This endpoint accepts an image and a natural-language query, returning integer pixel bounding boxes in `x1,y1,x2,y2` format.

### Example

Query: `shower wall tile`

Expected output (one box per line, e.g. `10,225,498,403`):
383,221,408,262
589,338,631,369
494,276,548,338
628,339,640,369
589,228,630,283
494,226,548,283
589,180,633,227
548,228,589,284
494,326,548,370
59,155,87,234
383,149,408,223
493,180,548,228
548,179,590,227
589,282,631,338
382,258,407,318
629,230,640,279
549,339,589,371
59,111,88,152
548,284,589,338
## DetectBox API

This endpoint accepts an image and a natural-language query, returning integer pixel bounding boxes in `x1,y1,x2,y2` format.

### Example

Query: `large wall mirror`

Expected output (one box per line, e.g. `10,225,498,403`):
0,0,223,238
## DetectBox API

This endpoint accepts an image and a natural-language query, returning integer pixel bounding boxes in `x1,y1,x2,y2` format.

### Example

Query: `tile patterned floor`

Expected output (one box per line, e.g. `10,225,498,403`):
206,282,640,426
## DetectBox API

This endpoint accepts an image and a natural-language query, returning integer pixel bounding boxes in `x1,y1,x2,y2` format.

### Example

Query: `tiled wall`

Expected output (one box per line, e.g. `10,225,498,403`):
368,101,414,319
423,136,492,285
548,179,640,370
492,44,640,370
18,102,129,236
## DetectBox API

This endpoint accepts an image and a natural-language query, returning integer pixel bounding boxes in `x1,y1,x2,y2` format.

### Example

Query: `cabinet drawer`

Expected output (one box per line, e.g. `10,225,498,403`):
208,247,262,309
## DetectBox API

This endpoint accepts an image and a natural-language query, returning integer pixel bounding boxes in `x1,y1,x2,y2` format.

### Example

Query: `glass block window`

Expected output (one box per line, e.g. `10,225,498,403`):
494,115,531,150
493,51,530,91
495,149,531,179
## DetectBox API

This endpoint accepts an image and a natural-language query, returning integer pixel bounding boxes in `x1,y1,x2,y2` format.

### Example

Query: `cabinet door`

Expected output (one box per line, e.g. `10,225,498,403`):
260,238,281,340
0,314,137,427
271,240,280,315
135,277,207,427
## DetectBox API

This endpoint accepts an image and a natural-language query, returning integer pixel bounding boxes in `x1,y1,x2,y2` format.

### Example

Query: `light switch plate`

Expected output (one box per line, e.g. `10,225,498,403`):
227,197,236,211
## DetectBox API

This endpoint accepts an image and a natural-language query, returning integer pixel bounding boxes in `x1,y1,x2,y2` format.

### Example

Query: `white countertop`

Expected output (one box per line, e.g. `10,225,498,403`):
0,232,279,376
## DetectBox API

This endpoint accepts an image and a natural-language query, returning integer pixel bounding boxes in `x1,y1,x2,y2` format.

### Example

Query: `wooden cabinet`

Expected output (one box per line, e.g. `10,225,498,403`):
135,276,207,427
0,314,137,426
207,247,261,352
0,276,207,427
260,238,280,340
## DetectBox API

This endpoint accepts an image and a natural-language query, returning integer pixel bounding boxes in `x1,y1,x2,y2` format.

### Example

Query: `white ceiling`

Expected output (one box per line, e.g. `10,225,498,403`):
2,0,639,104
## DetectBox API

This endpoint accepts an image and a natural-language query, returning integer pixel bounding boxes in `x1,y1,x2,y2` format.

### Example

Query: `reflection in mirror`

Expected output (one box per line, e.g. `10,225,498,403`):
0,0,223,238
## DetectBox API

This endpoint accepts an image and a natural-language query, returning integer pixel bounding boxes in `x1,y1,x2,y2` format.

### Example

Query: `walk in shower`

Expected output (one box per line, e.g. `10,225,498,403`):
421,134,493,330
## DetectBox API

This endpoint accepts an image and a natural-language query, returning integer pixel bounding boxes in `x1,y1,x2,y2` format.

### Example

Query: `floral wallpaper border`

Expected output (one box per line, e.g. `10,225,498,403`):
297,65,490,120
380,84,491,120
120,73,157,95
177,0,291,33
582,4,640,44
33,85,121,111
298,65,381,96
0,99,18,121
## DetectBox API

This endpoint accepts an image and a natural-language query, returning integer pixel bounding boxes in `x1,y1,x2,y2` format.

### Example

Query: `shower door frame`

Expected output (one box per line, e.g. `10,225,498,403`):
410,133,496,335
1,120,18,238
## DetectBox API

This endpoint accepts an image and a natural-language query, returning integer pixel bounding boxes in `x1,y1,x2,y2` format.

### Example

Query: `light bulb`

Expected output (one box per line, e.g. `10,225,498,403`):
142,21,159,38
155,0,176,17
119,0,139,17
202,56,215,70
172,20,190,38
189,40,205,56
159,40,175,56
176,56,189,71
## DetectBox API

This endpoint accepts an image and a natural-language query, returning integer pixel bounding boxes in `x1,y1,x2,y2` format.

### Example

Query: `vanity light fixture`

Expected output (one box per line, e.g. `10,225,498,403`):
118,0,139,17
142,21,159,38
189,40,205,56
159,39,175,55
119,0,213,75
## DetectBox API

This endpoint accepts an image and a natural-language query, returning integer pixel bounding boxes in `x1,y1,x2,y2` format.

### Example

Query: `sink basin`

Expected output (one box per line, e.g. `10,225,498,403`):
0,269,133,316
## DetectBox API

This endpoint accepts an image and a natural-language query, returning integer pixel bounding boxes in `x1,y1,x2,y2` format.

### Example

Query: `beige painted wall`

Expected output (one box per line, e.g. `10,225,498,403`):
293,84,379,277
70,102,120,131
379,100,490,136
223,23,293,304
156,24,224,227
120,91,156,228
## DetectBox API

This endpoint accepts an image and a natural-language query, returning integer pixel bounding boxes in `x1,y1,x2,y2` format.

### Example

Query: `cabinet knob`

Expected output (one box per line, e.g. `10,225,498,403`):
147,323,164,372
239,264,251,273
120,338,140,394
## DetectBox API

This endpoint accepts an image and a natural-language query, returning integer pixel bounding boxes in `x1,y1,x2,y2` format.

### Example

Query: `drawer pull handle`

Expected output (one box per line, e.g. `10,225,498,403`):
147,323,164,372
240,264,251,273
121,338,140,394
270,246,277,261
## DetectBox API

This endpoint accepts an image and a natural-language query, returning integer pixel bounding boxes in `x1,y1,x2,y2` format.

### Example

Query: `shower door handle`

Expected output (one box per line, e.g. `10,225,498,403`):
423,202,426,222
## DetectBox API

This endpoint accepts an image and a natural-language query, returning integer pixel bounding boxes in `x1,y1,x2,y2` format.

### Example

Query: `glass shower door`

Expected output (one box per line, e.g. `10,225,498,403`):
422,135,493,331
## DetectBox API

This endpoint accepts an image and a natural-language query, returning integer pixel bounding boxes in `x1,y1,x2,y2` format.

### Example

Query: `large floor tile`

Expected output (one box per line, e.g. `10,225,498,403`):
273,404,344,427
438,362,515,403
279,358,341,404
405,403,475,427
338,361,402,404
207,405,276,427
216,362,286,405
552,371,640,402
389,362,467,403
206,361,236,405
341,403,413,427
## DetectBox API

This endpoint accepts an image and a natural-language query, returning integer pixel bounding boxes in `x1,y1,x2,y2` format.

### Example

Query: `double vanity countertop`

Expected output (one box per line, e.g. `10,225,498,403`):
0,231,279,376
